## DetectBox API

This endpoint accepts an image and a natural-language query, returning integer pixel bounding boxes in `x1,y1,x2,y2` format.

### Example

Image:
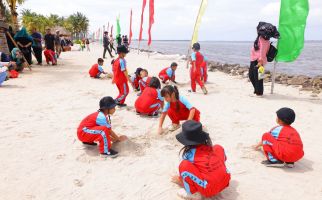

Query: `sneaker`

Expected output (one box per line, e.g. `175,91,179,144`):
100,149,118,158
188,90,196,93
177,188,202,200
117,103,127,107
285,162,295,168
202,87,208,95
261,160,284,167
82,142,97,146
148,112,159,118
137,92,141,96
169,124,180,132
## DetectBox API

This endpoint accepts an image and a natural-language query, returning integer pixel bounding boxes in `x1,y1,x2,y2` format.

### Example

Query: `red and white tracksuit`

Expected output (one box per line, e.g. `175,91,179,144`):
190,51,205,92
201,61,208,83
162,95,200,124
159,67,175,83
113,57,129,104
262,125,304,163
135,87,163,115
89,63,103,78
77,112,112,154
44,49,57,65
179,145,231,198
130,74,142,90
139,77,152,92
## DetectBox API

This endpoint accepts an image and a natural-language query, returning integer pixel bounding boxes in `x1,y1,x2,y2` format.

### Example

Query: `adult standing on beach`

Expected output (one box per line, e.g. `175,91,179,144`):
109,34,116,54
55,30,62,58
31,28,43,65
14,27,33,65
249,27,270,96
103,31,113,59
44,28,55,52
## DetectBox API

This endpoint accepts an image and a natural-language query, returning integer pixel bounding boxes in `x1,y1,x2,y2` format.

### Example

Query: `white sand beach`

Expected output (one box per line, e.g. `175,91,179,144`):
0,43,322,200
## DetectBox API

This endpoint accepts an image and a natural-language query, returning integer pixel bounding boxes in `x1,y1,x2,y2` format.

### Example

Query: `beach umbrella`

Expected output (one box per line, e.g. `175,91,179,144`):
271,0,309,94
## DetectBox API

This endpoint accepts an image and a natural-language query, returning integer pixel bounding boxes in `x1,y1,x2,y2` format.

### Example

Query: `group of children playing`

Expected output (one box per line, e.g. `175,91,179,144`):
80,43,304,200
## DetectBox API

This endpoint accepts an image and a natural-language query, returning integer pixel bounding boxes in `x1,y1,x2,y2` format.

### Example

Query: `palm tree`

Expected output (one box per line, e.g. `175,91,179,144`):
6,0,25,29
67,12,89,39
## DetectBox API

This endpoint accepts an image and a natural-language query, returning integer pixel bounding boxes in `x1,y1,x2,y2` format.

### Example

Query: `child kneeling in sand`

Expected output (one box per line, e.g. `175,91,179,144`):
158,62,178,84
138,69,151,93
129,67,143,91
172,120,231,200
254,107,304,168
77,96,127,158
89,58,109,78
158,85,200,134
135,77,163,117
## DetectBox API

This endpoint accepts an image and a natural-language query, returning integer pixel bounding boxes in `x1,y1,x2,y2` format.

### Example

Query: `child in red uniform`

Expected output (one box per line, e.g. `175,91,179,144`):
77,96,127,158
112,45,130,107
138,69,151,93
44,48,57,65
89,58,108,78
158,85,200,134
200,56,208,83
158,62,178,84
130,67,143,91
135,77,163,117
190,43,207,95
172,120,231,200
254,107,304,168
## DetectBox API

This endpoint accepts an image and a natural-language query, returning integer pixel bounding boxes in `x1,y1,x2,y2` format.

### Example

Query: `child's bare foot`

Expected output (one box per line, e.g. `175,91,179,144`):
171,175,183,187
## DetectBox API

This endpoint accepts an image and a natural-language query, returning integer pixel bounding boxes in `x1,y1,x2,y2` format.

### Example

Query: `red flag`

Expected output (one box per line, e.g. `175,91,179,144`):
129,9,133,45
139,0,147,41
148,0,154,46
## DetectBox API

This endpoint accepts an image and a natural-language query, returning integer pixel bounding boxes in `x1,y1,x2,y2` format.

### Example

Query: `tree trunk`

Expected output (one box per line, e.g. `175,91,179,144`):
0,0,6,20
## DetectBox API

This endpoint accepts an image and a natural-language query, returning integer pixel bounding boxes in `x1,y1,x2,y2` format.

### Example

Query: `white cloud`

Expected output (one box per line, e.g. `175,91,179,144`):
17,0,322,40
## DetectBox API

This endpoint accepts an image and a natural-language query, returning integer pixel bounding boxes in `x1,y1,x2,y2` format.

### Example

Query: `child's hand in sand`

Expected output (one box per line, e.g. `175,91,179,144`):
252,142,262,151
118,135,128,142
158,127,164,135
171,175,183,187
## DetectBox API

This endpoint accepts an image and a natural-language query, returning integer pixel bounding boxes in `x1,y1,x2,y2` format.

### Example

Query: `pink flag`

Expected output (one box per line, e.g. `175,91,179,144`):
129,9,133,45
139,0,147,41
148,0,154,46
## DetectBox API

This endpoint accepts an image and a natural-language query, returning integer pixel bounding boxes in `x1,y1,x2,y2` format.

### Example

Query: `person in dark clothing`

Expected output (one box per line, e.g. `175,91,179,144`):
31,28,42,65
116,34,122,46
6,26,15,53
14,27,33,65
44,28,55,52
123,35,129,48
103,31,113,59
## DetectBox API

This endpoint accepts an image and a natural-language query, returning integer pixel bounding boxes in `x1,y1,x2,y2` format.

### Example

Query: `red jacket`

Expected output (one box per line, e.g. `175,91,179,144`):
191,51,204,76
112,57,127,84
135,87,162,114
139,77,152,92
89,64,99,77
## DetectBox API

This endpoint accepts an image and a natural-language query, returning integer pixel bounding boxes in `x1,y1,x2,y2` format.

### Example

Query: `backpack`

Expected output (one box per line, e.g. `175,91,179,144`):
267,43,277,62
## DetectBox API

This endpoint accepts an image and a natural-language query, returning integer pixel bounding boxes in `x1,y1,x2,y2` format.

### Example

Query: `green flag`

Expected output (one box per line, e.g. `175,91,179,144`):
116,16,121,36
276,0,309,62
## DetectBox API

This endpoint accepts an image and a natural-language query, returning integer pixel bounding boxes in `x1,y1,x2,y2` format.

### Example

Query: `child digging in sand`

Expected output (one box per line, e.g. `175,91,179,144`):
158,85,200,134
254,107,304,168
135,77,163,117
159,62,178,84
89,58,109,78
172,120,231,200
77,96,127,158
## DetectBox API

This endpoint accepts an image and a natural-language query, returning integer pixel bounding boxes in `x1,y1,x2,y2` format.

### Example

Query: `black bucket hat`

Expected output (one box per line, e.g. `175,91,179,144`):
276,107,296,125
117,45,129,54
99,96,116,110
176,120,209,146
192,42,200,50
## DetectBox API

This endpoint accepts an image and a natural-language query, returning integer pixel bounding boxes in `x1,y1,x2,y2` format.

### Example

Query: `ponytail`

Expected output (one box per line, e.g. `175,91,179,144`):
173,85,180,111
254,35,260,51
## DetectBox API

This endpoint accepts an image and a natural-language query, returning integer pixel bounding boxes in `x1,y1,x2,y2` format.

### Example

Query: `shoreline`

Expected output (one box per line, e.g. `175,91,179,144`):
132,47,322,94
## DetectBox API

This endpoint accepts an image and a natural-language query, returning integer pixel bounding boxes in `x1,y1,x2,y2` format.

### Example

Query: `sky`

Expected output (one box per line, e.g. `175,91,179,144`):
18,0,322,41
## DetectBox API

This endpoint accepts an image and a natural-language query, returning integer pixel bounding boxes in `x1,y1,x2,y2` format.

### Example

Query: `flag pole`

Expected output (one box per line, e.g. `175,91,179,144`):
186,0,204,69
270,61,278,94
